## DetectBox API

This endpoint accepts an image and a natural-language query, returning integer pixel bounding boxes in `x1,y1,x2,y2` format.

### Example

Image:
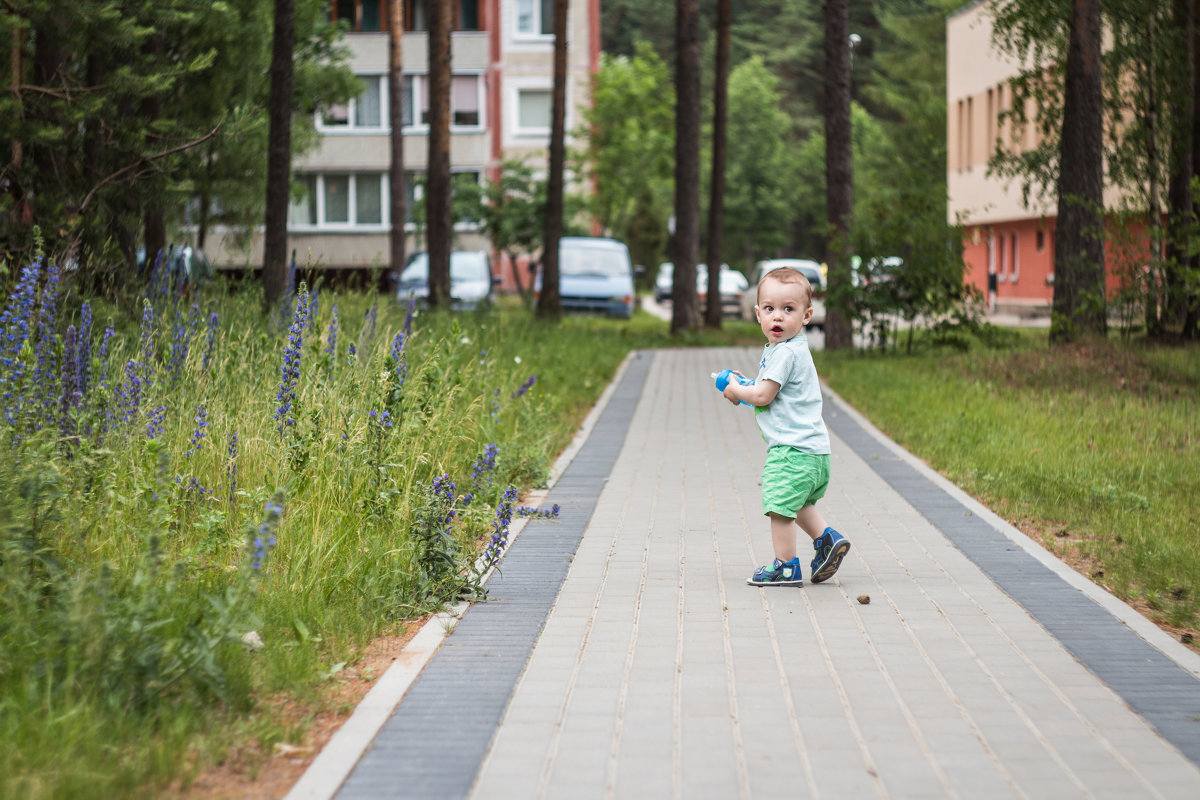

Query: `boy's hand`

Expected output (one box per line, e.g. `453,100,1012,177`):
722,383,742,405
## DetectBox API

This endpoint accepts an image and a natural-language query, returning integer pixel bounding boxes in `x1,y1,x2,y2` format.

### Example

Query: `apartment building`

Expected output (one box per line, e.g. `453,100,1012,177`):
947,1,1129,315
208,0,599,282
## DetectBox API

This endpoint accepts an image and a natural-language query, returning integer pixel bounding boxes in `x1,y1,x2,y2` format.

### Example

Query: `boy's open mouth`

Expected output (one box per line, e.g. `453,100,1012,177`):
771,325,784,334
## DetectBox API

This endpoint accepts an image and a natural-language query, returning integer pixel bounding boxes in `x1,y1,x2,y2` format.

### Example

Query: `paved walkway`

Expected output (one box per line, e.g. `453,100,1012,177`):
324,348,1200,799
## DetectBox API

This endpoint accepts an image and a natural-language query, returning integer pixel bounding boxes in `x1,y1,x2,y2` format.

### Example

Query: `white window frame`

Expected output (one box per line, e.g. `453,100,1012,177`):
397,72,487,133
317,74,388,133
317,73,485,134
513,0,553,41
1010,232,1020,283
288,173,390,232
510,79,556,139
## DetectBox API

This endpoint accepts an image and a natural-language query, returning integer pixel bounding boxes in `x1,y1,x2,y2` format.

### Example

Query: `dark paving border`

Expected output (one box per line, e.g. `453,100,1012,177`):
336,352,653,800
823,395,1200,768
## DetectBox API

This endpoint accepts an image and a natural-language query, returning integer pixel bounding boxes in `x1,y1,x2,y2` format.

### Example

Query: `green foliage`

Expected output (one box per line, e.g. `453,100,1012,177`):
579,44,675,272
719,57,795,267
479,159,546,305
819,334,1200,633
2,254,739,795
0,0,357,272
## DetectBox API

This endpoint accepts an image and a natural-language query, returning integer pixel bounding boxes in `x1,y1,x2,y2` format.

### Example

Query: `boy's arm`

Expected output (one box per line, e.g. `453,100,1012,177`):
723,377,781,407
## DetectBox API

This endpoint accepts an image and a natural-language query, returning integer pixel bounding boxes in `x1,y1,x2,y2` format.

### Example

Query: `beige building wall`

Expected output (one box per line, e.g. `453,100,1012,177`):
209,0,597,272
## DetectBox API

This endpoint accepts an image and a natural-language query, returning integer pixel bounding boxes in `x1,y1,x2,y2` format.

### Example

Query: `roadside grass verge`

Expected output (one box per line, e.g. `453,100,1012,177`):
817,332,1200,639
0,262,757,800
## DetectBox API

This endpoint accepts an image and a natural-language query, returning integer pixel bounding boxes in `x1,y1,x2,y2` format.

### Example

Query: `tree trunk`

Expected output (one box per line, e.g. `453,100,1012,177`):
1188,0,1200,338
823,0,854,350
1167,0,1194,333
1052,0,1107,343
141,32,166,268
704,0,731,330
425,0,453,308
537,0,568,321
671,0,701,335
263,0,296,309
389,0,407,288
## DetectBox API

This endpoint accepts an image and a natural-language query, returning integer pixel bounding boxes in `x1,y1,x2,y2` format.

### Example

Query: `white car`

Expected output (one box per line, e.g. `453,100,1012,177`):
741,258,826,330
697,266,749,317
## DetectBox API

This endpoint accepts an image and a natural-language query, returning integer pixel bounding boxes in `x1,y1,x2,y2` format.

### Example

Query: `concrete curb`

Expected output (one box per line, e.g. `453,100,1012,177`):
822,383,1200,681
283,351,640,800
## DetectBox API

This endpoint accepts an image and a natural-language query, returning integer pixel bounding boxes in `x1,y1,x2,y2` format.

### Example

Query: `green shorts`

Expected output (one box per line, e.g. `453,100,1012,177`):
762,446,831,518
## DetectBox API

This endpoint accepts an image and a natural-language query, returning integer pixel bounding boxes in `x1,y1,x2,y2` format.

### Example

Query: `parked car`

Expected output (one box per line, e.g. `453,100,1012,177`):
136,244,213,293
741,258,826,330
395,250,498,310
655,263,745,314
697,266,749,317
654,262,674,302
536,237,637,318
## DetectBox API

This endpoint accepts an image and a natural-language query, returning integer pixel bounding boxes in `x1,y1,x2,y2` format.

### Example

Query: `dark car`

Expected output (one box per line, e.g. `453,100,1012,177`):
395,250,498,310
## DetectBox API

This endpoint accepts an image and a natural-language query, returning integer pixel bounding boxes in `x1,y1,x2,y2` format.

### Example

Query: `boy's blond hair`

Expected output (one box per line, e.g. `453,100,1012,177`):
757,267,813,308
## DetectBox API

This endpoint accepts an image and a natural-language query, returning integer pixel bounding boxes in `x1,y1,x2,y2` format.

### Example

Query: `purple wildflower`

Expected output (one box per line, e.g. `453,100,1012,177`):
31,262,61,418
325,304,339,355
512,375,537,399
517,503,561,520
78,302,93,397
185,404,208,457
251,496,284,569
389,332,407,387
403,294,415,338
137,300,156,391
146,403,166,440
202,311,219,370
432,474,457,529
483,487,517,567
365,303,377,342
118,359,142,424
275,286,309,434
459,443,499,508
225,430,239,505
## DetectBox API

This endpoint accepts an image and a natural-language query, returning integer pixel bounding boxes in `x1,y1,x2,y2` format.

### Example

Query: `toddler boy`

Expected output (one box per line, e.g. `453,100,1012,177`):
721,267,850,586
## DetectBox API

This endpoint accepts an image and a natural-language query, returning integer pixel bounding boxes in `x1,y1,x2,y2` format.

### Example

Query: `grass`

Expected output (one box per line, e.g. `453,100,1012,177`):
816,330,1200,635
0,267,761,800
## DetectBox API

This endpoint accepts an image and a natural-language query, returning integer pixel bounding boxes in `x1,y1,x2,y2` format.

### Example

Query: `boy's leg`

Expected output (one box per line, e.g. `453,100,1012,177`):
747,512,804,586
770,512,798,561
795,505,828,542
802,503,851,584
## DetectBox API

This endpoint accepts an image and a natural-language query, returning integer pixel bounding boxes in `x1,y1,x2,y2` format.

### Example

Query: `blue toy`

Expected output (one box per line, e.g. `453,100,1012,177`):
712,369,754,406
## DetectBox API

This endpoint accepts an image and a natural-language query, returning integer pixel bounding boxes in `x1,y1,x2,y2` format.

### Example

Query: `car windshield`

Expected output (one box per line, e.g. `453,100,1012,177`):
401,252,490,283
560,246,629,277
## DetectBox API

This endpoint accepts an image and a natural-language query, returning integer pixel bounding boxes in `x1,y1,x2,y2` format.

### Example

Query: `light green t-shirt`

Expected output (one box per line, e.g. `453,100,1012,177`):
753,334,831,454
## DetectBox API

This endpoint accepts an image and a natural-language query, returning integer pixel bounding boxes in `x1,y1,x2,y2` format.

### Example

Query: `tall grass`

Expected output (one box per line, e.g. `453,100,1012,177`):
817,332,1200,635
0,260,755,798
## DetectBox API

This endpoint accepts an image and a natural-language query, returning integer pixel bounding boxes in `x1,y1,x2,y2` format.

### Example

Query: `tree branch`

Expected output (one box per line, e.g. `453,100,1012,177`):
77,124,222,214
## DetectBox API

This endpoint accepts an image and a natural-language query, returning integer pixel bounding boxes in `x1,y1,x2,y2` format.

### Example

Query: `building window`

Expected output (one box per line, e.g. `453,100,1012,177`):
1036,229,1045,252
320,75,386,131
1010,233,1019,283
331,0,480,32
516,88,552,134
415,74,484,129
334,0,382,32
515,0,553,37
289,173,389,229
452,75,481,126
997,232,1007,282
321,74,481,132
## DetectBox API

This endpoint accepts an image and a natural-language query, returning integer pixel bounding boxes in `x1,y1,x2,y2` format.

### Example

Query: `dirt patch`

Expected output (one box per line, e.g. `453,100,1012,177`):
173,617,430,800
1011,518,1200,653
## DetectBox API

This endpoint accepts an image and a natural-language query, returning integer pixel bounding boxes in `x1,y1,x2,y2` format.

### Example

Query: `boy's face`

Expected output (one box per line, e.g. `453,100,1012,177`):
754,275,813,344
